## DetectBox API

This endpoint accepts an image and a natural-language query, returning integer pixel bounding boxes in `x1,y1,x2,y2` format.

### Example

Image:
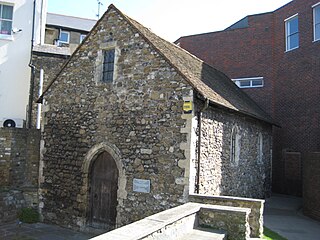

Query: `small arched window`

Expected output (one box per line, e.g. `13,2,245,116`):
258,133,263,164
230,126,240,166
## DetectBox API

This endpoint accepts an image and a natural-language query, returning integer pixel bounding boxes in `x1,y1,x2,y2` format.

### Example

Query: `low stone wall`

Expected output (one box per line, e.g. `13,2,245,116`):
90,202,250,240
303,152,320,221
0,190,25,224
198,205,250,240
0,128,40,188
189,194,264,238
0,128,40,224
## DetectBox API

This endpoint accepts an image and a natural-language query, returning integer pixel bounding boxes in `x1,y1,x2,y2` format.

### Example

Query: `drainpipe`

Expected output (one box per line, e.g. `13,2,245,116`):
196,98,209,194
36,69,44,129
27,0,37,128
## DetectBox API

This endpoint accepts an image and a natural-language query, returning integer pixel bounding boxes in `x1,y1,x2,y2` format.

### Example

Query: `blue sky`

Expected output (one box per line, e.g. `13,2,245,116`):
48,0,292,41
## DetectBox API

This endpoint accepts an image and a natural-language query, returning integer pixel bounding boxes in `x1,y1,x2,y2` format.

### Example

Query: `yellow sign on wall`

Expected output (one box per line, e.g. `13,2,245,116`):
183,101,193,114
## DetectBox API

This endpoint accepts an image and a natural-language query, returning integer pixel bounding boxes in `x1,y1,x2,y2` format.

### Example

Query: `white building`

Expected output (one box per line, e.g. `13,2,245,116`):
0,0,47,128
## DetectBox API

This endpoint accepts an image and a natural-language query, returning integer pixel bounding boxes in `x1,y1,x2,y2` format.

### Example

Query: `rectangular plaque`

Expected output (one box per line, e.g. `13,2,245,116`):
133,178,150,193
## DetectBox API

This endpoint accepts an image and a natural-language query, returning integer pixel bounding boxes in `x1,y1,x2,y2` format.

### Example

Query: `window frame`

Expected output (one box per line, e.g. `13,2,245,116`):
285,14,299,52
313,2,320,42
80,34,86,43
58,30,70,44
102,48,115,83
0,3,14,40
230,126,240,166
232,77,264,89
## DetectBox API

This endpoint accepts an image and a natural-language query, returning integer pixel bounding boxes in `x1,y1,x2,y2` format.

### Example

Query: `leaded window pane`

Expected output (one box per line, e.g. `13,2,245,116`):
102,49,115,83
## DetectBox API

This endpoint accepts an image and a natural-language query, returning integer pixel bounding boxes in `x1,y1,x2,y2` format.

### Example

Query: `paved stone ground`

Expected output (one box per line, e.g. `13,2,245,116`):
264,194,320,240
0,222,99,240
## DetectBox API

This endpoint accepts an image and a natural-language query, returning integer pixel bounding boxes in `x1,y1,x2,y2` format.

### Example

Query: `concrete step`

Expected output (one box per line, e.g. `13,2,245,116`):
179,227,226,240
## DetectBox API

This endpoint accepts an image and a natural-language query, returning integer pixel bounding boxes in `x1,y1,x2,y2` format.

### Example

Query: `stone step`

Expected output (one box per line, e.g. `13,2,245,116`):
179,227,227,240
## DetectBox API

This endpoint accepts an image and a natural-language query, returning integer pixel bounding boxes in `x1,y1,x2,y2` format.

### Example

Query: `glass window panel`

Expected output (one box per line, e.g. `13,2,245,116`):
315,6,320,24
80,34,86,42
0,20,12,35
252,79,263,86
288,17,298,34
102,49,115,82
60,32,69,42
315,24,320,40
289,33,299,49
2,5,13,20
240,80,250,87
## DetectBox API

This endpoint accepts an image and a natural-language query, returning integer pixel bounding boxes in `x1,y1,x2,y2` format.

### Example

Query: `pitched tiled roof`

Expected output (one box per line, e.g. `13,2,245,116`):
118,7,273,124
39,4,274,125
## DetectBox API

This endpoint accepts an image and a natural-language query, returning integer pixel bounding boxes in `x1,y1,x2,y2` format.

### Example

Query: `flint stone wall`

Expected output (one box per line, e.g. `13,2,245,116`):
193,103,272,199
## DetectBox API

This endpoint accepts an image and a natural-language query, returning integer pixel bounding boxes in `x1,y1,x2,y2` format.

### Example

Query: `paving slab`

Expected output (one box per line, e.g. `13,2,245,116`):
179,227,226,240
0,222,98,240
264,194,320,240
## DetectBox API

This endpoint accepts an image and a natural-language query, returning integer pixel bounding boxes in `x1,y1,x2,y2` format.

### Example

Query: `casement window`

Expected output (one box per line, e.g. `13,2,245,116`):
313,3,320,42
80,34,86,43
102,49,115,82
285,14,299,51
230,126,240,166
0,4,13,36
232,77,264,88
59,30,70,44
257,133,263,164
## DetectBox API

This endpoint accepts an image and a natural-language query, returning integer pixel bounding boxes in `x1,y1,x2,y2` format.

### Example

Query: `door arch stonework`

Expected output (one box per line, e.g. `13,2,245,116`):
78,142,127,230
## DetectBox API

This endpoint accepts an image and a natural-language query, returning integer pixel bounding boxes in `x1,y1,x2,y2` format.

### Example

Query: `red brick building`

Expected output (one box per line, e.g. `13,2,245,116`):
176,0,320,196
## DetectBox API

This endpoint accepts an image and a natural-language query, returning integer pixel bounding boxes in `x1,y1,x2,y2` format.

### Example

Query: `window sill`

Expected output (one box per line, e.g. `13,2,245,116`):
0,34,13,41
285,46,299,53
313,39,320,43
238,85,264,89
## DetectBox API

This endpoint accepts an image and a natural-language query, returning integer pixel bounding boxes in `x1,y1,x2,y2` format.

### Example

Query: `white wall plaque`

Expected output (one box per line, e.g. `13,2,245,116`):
133,178,151,193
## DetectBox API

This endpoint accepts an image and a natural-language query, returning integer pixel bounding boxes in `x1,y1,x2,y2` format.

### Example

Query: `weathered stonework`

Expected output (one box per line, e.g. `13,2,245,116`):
0,128,40,224
31,48,70,128
193,102,272,198
38,5,273,232
40,8,193,230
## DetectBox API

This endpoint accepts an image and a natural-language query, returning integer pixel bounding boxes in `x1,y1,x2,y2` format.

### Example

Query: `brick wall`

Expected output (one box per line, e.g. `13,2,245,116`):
303,152,320,221
177,0,320,195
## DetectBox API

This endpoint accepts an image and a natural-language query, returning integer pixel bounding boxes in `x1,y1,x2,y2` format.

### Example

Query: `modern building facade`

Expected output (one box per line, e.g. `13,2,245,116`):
176,0,320,196
0,0,47,127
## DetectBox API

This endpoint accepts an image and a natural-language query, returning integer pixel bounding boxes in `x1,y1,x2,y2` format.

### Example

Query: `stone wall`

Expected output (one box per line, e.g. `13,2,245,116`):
303,152,320,221
31,50,70,128
40,8,194,230
0,128,40,188
193,103,272,198
189,194,264,238
0,128,40,224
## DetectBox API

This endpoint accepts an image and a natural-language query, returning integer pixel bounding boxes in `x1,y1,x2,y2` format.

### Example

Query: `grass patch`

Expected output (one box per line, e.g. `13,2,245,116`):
17,208,39,224
263,226,287,240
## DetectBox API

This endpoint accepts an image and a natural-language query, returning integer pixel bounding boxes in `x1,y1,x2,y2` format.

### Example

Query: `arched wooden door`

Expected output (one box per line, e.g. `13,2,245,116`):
89,151,118,230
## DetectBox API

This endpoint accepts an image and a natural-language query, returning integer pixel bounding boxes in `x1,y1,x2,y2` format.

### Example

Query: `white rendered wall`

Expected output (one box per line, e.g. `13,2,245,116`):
0,0,47,123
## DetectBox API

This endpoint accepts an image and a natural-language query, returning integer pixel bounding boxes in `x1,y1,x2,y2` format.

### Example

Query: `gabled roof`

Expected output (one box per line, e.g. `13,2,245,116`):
46,13,96,32
39,4,274,125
